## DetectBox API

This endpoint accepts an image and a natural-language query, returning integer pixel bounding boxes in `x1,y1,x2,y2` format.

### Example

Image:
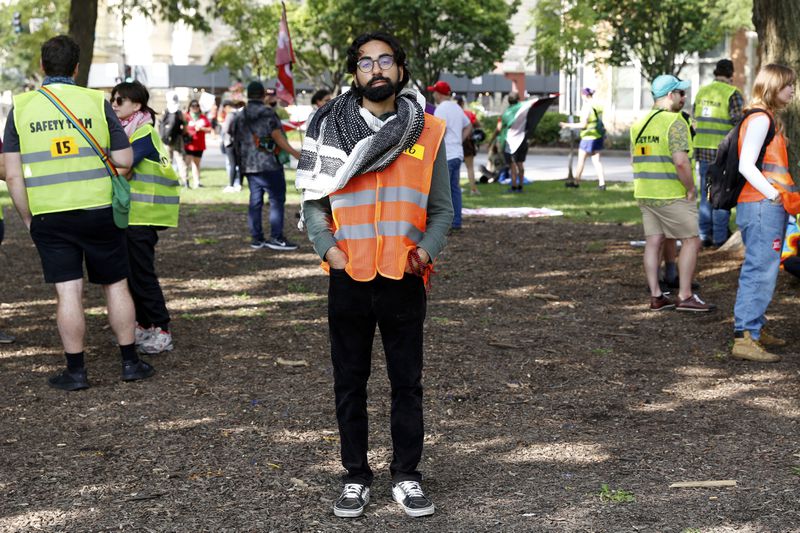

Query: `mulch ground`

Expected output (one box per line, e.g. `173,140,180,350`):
2,203,800,532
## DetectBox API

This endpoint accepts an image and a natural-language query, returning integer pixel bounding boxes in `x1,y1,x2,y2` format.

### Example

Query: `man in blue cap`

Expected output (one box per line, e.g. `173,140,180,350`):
630,74,715,312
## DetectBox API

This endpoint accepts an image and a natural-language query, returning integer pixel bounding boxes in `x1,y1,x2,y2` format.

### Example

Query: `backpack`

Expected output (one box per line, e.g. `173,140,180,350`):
159,110,185,146
707,108,775,210
593,107,606,138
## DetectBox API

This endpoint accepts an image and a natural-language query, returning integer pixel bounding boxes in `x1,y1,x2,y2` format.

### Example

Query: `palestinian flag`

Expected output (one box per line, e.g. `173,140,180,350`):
504,94,559,153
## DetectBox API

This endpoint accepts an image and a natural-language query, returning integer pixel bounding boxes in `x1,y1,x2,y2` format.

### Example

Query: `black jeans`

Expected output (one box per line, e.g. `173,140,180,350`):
126,226,170,328
328,270,427,486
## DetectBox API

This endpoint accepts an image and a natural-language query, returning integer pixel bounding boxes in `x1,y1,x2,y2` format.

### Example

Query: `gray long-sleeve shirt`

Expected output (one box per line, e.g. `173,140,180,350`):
303,133,453,262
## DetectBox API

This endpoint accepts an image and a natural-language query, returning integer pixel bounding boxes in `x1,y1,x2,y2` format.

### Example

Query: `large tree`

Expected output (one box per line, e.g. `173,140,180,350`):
595,0,732,81
753,0,800,166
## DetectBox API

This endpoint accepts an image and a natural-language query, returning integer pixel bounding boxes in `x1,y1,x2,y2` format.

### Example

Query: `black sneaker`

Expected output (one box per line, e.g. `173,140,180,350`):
48,368,89,391
392,480,435,517
250,240,266,249
333,483,370,518
121,360,155,381
0,330,14,343
265,236,298,251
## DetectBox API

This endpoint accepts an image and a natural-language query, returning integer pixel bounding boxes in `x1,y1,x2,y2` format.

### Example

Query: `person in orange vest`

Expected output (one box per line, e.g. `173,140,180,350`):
298,31,452,519
731,64,797,362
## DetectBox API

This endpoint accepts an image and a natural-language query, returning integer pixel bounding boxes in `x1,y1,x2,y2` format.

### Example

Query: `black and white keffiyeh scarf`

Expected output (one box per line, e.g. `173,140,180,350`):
295,87,426,201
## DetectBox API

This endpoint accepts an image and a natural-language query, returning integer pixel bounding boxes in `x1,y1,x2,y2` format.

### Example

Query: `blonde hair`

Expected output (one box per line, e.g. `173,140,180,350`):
746,63,796,115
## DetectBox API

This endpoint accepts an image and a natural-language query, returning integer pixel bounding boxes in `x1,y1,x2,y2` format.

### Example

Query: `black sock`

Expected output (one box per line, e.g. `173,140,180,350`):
65,351,85,372
120,343,139,364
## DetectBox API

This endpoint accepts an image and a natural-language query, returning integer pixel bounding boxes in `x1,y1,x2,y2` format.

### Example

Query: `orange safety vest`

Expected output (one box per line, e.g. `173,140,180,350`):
325,113,446,281
738,111,796,203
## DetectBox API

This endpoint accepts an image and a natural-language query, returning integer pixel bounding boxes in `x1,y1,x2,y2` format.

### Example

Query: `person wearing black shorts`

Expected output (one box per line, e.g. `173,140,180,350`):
3,35,155,390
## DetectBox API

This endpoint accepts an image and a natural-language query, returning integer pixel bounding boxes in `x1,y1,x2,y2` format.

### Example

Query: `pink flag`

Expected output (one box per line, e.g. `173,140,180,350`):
275,1,295,105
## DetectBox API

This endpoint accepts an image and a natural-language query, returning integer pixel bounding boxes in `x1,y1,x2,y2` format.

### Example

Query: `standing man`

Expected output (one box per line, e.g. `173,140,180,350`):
297,31,452,519
3,35,154,390
495,92,528,193
428,80,471,230
631,74,714,312
693,59,744,248
231,81,300,250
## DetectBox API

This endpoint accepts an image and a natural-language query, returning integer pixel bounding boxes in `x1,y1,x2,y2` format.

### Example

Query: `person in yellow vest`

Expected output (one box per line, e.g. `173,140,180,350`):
297,32,452,519
631,74,715,312
110,81,180,355
731,64,797,362
693,59,744,247
0,136,15,344
3,35,155,390
560,87,607,190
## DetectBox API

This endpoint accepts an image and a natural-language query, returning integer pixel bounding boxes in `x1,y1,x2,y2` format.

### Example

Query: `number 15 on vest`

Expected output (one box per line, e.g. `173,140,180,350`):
50,137,76,157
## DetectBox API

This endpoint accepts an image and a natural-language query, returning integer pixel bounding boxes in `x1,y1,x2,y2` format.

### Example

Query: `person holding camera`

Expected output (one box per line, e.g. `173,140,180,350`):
231,81,301,250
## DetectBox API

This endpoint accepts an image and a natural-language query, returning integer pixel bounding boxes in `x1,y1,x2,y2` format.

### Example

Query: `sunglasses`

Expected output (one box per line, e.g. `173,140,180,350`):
672,89,686,97
356,54,395,73
190,104,200,108
112,96,128,106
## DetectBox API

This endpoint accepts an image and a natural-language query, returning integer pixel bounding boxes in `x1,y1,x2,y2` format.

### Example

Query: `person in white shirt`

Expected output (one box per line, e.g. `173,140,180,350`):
428,81,471,230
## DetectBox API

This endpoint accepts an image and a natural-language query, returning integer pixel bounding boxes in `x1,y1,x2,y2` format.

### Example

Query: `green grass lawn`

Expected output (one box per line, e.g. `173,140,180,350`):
0,168,642,225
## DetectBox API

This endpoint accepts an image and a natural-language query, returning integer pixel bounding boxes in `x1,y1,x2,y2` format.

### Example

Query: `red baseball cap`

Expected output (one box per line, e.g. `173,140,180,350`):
427,81,451,95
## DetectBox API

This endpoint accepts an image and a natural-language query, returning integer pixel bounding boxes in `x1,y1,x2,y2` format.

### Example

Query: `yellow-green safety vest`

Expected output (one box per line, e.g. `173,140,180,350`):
13,84,111,215
630,109,693,200
693,80,740,150
129,124,180,227
581,105,603,140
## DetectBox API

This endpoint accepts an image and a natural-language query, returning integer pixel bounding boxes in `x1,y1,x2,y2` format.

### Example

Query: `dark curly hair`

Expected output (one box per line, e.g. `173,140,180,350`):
41,35,80,78
346,31,410,93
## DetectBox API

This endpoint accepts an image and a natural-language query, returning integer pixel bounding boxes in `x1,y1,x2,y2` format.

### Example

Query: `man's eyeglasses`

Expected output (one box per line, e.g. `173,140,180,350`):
112,96,127,106
356,54,395,73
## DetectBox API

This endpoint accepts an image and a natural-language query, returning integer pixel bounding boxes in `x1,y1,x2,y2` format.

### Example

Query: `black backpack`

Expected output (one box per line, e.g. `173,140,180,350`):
159,110,185,146
707,108,775,210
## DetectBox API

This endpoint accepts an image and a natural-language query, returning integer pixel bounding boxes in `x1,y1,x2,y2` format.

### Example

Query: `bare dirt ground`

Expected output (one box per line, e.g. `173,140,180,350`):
2,204,800,533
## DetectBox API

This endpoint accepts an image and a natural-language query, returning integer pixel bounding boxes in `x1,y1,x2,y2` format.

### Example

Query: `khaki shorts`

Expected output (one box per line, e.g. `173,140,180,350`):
639,198,699,239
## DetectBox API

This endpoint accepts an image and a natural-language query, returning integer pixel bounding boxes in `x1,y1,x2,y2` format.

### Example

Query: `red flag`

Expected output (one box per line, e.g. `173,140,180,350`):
275,1,295,105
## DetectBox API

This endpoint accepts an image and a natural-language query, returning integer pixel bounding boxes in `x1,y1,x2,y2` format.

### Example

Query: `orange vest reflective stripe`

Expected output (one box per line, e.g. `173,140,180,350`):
737,111,796,203
326,113,446,281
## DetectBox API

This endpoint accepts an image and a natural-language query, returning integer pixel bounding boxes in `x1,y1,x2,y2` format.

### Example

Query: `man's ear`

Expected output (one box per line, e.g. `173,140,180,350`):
73,63,79,78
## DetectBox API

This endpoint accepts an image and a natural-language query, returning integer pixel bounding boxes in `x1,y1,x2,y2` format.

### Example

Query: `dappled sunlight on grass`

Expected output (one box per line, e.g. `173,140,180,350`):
145,416,216,431
499,442,612,465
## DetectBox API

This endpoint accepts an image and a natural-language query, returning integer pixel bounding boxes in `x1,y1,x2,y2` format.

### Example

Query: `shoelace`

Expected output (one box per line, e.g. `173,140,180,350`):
397,481,424,498
342,483,364,499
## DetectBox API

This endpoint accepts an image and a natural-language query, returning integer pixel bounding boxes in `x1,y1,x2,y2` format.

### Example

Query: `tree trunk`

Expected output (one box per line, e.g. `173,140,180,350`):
753,0,800,168
69,0,98,87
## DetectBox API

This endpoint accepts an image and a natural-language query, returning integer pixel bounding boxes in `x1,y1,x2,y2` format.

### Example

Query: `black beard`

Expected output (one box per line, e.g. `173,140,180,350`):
355,76,396,102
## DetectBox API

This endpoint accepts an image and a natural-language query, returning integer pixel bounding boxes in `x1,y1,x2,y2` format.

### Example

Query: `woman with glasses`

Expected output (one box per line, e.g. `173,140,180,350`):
110,81,180,355
731,64,797,362
183,99,212,189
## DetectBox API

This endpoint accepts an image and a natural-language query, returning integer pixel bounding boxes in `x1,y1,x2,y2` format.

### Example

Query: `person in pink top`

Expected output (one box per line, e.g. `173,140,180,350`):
184,99,213,189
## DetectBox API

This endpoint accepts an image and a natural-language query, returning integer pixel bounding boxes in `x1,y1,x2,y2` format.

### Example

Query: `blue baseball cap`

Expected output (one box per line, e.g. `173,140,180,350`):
651,75,690,99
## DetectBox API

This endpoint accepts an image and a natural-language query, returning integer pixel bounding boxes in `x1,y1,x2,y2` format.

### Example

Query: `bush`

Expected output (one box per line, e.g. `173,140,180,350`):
530,112,568,146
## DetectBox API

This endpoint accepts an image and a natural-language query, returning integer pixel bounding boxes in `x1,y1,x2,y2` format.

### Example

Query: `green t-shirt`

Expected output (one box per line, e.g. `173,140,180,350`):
497,102,522,148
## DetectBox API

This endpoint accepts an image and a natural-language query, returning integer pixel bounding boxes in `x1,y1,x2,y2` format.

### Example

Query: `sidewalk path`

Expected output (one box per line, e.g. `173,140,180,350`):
202,137,634,183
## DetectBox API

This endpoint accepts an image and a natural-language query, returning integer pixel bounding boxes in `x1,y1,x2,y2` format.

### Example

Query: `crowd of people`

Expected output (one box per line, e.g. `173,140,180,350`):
2,30,800,521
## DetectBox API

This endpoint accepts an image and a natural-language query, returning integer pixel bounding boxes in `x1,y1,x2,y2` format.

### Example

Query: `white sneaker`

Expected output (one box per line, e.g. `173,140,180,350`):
333,483,370,518
392,480,435,517
134,324,154,346
138,327,174,354
222,185,236,193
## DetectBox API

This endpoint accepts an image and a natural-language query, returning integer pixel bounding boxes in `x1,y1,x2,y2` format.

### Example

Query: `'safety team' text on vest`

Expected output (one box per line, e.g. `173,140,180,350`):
14,84,111,215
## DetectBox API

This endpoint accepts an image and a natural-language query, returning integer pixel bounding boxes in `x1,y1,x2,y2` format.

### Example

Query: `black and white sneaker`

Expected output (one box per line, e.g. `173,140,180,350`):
333,483,369,518
250,240,267,249
265,236,298,251
392,480,435,517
